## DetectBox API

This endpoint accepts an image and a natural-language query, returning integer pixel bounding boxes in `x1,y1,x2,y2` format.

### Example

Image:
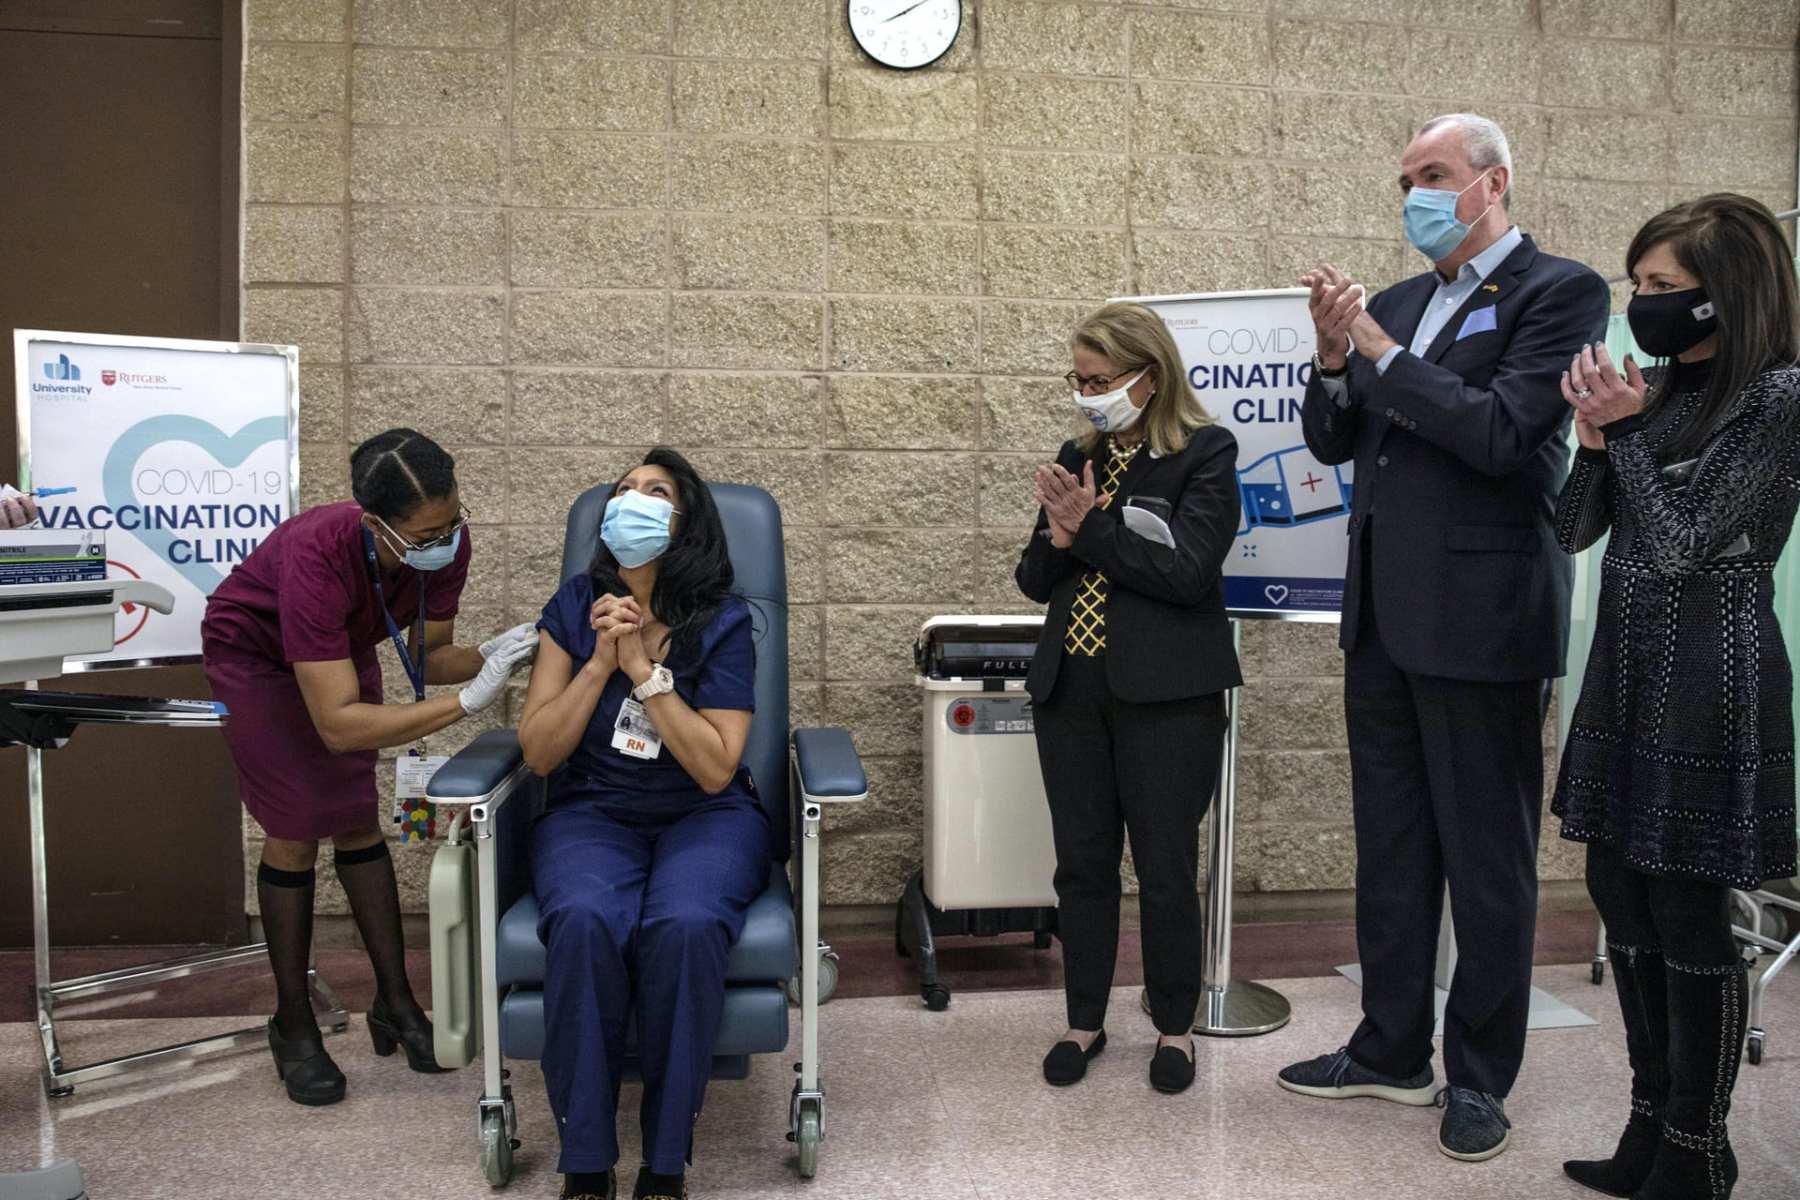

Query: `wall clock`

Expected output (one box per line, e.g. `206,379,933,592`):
848,0,960,71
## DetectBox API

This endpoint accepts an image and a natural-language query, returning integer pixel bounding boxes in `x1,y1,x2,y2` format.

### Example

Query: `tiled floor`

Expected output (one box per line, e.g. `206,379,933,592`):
3,963,1796,1199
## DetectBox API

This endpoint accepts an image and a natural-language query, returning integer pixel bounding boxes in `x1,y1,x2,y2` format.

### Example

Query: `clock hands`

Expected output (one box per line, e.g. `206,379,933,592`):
883,0,931,22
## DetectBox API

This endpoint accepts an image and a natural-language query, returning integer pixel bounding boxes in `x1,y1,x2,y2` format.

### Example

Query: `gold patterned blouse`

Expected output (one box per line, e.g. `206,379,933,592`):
1063,436,1142,656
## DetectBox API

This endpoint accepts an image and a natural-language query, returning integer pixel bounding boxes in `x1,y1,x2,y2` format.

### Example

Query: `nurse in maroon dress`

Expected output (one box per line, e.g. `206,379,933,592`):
203,429,536,1106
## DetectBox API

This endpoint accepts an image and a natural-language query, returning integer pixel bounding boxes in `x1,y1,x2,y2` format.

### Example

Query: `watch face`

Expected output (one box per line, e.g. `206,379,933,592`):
848,0,960,71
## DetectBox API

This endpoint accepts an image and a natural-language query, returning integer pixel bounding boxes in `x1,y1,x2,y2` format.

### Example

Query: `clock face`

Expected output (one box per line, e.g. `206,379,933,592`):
848,0,961,71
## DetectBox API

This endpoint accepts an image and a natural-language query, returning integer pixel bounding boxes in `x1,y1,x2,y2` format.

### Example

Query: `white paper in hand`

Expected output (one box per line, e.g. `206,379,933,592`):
1121,504,1176,548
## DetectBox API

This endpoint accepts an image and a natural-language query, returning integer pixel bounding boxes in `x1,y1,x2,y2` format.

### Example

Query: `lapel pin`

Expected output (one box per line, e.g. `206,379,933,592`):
1482,283,1500,293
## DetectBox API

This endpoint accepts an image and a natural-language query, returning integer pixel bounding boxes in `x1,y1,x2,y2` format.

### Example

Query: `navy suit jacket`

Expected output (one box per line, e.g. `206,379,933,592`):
1300,234,1610,682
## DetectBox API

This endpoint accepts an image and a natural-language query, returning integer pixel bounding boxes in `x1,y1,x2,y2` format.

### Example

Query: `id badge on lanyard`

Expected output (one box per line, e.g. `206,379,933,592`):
365,530,443,844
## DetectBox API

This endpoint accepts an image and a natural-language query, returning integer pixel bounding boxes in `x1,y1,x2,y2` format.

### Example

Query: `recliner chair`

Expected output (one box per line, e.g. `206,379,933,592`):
427,481,867,1186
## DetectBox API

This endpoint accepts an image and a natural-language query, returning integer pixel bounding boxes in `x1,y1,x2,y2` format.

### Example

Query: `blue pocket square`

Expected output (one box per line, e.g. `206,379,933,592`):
1456,306,1498,340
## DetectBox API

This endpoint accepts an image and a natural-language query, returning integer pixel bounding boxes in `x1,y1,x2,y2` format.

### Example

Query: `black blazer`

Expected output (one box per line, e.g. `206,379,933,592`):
1016,424,1243,704
1300,233,1610,683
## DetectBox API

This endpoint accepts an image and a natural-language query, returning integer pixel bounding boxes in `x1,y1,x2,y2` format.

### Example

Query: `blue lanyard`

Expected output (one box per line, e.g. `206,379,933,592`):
363,529,427,702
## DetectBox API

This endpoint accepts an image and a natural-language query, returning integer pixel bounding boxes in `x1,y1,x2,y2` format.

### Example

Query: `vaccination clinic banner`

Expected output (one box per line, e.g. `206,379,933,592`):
16,330,298,665
1129,289,1347,619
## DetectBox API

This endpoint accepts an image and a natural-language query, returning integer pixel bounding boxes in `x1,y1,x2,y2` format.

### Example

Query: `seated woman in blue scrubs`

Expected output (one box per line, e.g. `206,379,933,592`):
517,448,767,1200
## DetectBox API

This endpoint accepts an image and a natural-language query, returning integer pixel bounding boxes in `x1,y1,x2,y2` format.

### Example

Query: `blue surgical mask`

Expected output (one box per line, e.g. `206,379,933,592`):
1403,169,1494,262
372,517,462,572
602,490,680,568
402,529,460,572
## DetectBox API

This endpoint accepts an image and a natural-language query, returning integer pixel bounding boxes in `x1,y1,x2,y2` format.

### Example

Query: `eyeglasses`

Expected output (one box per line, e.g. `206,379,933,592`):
383,504,471,552
1063,367,1144,395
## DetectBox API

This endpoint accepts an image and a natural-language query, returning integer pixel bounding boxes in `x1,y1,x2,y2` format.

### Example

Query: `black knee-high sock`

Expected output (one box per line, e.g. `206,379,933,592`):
333,840,420,1017
258,862,318,1040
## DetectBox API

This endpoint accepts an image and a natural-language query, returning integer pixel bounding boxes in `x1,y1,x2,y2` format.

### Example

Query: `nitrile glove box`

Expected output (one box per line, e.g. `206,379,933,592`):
0,529,106,585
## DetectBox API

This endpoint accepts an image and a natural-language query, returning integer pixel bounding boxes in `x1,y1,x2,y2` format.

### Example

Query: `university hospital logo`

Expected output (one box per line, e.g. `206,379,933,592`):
33,353,92,398
34,352,172,395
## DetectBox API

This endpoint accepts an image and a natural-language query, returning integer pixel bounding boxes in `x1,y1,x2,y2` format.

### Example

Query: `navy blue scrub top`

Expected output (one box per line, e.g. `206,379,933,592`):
536,574,758,816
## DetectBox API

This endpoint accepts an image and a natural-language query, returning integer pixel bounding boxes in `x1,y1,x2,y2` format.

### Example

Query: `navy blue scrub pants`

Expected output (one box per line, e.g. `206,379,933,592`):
533,796,770,1176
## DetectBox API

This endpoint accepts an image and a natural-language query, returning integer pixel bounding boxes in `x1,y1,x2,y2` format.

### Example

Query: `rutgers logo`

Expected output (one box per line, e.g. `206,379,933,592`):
101,370,117,386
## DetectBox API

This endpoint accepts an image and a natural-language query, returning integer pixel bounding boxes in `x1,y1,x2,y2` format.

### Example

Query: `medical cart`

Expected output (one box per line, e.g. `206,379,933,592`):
897,616,1059,1010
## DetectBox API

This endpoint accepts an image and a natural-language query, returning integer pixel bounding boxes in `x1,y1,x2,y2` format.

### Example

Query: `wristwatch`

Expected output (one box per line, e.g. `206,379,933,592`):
631,662,675,701
1311,351,1348,378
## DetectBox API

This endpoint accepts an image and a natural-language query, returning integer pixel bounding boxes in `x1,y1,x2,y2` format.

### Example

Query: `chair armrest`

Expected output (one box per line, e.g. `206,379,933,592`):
427,730,525,803
426,728,537,928
791,726,867,803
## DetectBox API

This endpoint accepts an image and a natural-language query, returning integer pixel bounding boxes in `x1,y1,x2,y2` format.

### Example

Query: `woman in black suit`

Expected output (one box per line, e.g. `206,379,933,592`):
1017,301,1242,1095
1554,193,1800,1200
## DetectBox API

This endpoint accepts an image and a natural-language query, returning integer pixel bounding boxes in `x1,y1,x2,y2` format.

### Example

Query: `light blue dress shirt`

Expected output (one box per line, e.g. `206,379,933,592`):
1320,225,1525,405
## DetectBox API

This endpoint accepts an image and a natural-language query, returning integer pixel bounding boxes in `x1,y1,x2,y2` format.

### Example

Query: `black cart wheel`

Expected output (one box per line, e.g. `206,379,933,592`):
923,984,950,1011
1591,960,1606,986
1748,1035,1764,1066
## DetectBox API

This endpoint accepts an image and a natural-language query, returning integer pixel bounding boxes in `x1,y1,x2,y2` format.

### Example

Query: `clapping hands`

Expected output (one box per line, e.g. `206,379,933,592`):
1035,461,1098,548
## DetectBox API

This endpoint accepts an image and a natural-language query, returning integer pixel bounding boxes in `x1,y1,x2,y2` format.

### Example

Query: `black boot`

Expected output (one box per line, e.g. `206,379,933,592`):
1636,957,1747,1200
1563,942,1668,1196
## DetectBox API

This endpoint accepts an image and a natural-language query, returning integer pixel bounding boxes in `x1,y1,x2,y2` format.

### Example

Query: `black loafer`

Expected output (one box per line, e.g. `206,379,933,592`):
1042,1029,1106,1086
1150,1041,1196,1094
267,1018,346,1106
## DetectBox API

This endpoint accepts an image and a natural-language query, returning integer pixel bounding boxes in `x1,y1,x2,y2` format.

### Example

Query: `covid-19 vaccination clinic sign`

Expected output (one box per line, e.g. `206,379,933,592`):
15,330,299,665
1127,289,1346,620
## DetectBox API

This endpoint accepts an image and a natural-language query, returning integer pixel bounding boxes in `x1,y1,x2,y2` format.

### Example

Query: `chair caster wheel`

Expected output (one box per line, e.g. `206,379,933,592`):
922,984,950,1011
479,1110,515,1186
795,1100,821,1178
1747,1035,1764,1065
785,953,840,1006
1591,960,1605,986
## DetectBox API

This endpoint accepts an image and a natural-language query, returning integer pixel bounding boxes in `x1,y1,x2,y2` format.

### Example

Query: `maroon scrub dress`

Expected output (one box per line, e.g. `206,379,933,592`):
201,502,471,840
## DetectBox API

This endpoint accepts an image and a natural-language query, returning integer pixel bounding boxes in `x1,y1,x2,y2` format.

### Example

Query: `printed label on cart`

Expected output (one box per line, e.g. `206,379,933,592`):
946,696,1036,735
612,697,663,759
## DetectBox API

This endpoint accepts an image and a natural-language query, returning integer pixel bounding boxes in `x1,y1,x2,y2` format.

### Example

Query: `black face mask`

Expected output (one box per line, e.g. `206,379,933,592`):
1626,287,1717,358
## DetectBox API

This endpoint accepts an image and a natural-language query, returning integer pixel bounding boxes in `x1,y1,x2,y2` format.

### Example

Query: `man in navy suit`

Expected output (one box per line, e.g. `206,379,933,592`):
1274,114,1610,1163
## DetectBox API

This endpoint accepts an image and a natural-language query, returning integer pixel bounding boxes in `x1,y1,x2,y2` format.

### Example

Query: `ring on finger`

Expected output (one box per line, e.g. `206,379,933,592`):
1574,387,1593,399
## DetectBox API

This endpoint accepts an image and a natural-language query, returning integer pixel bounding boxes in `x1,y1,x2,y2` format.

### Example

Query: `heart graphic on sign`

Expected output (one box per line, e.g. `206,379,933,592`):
102,414,288,595
1264,584,1290,606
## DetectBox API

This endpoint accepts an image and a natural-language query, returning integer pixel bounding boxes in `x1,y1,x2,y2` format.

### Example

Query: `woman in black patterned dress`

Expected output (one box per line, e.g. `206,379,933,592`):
1552,193,1800,1200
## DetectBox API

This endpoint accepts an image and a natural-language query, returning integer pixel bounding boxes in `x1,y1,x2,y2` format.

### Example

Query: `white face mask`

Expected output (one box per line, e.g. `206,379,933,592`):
1072,369,1147,434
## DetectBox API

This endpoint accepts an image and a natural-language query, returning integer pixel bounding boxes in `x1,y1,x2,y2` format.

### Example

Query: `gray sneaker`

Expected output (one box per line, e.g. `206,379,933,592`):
1276,1046,1437,1106
1437,1086,1512,1161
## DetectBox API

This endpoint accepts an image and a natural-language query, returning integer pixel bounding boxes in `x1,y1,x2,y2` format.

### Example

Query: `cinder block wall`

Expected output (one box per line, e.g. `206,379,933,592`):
239,0,1799,916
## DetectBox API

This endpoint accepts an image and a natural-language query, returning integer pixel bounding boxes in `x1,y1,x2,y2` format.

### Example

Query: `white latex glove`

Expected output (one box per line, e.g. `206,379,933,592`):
458,640,535,715
479,621,538,659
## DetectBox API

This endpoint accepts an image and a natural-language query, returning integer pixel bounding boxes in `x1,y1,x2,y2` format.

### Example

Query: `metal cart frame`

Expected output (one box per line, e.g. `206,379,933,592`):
23,708,346,1097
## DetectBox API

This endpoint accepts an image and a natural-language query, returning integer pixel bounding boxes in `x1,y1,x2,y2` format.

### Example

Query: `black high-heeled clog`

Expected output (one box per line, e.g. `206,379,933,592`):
367,996,449,1074
267,1018,346,1106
